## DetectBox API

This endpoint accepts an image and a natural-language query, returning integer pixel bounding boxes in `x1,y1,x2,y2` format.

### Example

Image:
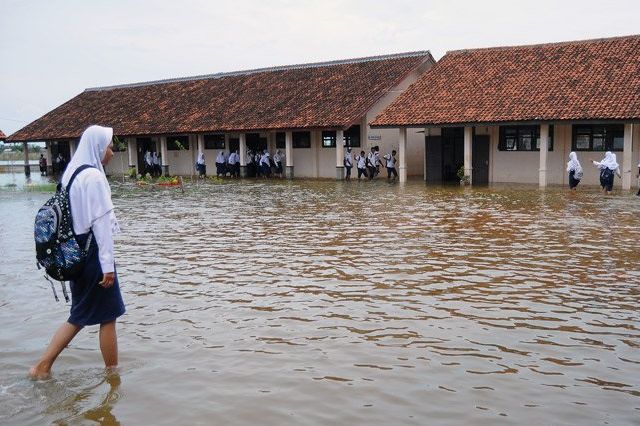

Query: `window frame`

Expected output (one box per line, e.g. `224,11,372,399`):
292,131,311,149
344,125,361,148
204,134,225,150
571,124,624,151
322,131,336,148
167,135,190,151
498,125,554,151
276,132,286,149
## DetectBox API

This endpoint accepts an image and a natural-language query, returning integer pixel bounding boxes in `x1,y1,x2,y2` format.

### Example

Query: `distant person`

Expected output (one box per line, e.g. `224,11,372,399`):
356,150,367,179
227,149,240,178
343,147,353,181
566,151,583,191
383,150,398,182
144,150,152,176
366,147,377,180
260,150,271,178
55,153,67,175
39,154,48,176
29,125,125,380
273,150,284,178
215,151,226,177
591,151,621,195
196,150,206,178
152,152,161,177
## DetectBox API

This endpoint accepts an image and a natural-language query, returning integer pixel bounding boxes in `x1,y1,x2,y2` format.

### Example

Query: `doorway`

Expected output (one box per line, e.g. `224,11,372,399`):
136,137,156,173
425,128,490,184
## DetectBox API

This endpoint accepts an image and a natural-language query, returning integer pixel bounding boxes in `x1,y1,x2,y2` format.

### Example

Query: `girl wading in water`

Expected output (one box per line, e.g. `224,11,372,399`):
29,125,125,380
591,151,621,195
566,151,583,191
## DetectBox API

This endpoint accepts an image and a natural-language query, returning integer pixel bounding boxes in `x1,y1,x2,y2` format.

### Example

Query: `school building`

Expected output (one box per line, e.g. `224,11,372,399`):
6,52,435,179
371,35,640,189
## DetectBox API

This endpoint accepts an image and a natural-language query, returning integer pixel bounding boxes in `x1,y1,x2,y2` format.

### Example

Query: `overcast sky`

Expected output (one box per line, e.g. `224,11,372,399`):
1,0,638,136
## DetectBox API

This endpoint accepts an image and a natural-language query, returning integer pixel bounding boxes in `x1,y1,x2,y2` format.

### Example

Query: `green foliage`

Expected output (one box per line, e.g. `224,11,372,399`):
127,167,137,178
112,135,126,152
457,166,470,184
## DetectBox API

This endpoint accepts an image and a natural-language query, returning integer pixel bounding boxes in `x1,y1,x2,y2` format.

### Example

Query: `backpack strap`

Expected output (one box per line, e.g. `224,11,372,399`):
66,164,96,192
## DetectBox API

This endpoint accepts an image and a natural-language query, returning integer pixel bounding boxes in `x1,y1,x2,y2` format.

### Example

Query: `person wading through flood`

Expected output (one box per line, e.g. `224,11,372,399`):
29,125,125,380
383,150,398,182
591,151,621,195
566,151,583,191
344,147,353,181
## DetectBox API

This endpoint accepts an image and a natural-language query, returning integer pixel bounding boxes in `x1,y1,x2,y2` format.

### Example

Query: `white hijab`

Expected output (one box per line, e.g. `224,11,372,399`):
599,151,619,170
197,150,205,164
566,151,582,173
61,125,117,234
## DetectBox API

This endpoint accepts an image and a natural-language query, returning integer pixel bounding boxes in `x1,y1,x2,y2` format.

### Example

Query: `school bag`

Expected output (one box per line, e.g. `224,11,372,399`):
34,164,95,302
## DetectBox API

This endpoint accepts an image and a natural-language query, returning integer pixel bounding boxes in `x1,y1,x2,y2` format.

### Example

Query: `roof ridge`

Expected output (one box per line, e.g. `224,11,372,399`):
446,34,640,55
85,50,432,92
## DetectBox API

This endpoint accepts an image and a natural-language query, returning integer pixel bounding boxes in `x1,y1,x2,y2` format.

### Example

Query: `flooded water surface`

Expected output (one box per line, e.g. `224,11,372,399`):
1,179,639,425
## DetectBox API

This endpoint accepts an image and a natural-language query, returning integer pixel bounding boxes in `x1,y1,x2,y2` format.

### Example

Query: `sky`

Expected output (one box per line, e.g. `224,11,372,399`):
1,0,638,137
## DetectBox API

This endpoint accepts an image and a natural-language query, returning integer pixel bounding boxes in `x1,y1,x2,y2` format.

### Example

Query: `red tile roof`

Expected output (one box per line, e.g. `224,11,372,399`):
0,130,6,141
8,52,433,142
372,35,640,127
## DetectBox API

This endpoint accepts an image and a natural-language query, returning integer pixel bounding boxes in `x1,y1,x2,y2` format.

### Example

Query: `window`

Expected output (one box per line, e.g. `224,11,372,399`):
322,131,336,148
571,124,624,151
204,134,225,150
276,132,286,149
167,136,189,151
498,125,554,151
344,125,361,147
292,131,311,148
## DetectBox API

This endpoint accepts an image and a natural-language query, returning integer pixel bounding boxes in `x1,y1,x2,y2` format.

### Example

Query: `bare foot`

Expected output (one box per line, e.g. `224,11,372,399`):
28,363,51,381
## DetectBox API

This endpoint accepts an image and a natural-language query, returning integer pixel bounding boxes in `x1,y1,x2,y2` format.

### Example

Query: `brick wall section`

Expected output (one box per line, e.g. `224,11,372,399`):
371,35,640,127
8,53,432,142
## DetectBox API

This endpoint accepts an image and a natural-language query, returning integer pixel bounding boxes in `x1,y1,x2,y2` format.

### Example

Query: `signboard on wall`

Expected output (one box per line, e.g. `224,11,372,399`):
368,134,382,141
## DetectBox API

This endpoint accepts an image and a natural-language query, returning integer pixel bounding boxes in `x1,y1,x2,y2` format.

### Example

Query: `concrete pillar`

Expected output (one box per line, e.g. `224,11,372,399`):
399,127,407,183
463,126,473,184
423,129,428,182
622,123,633,190
285,131,294,179
336,129,344,180
539,124,549,188
45,141,53,175
160,136,169,176
239,133,247,178
22,142,30,176
127,138,136,169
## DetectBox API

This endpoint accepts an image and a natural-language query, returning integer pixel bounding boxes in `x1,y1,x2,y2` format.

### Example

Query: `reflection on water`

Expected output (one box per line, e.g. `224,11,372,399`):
1,179,639,425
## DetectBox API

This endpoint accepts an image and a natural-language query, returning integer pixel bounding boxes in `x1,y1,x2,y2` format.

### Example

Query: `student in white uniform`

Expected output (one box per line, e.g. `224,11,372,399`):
383,150,398,182
29,125,125,380
356,150,368,179
196,150,206,178
343,147,353,181
366,147,377,180
566,151,583,190
273,150,284,178
260,150,272,178
151,152,161,177
591,151,621,194
144,150,152,176
215,151,226,177
227,149,240,178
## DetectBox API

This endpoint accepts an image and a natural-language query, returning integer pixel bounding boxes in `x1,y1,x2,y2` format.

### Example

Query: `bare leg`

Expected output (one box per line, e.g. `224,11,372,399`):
29,322,82,380
99,321,118,368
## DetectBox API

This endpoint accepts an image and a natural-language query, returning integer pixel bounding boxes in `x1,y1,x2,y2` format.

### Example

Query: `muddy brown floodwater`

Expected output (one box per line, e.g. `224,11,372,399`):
1,178,639,425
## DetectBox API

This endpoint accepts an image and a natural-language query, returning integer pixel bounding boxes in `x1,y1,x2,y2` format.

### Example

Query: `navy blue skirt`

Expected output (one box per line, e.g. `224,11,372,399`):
68,233,125,326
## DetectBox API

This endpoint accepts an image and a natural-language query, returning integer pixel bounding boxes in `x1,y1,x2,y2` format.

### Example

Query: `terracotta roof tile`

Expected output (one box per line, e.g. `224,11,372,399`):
0,130,6,141
8,52,433,142
371,35,640,127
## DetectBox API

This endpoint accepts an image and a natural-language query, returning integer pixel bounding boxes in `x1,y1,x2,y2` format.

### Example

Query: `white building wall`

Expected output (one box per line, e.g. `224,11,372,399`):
292,144,315,178
365,63,431,177
106,151,129,176
487,123,637,187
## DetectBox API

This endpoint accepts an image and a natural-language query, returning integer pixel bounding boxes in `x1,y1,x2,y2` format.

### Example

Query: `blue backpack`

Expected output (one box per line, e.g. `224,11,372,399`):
34,165,94,301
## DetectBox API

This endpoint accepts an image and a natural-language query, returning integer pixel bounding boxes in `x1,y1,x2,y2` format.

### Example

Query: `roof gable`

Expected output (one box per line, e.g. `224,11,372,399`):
8,52,433,142
372,35,640,127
